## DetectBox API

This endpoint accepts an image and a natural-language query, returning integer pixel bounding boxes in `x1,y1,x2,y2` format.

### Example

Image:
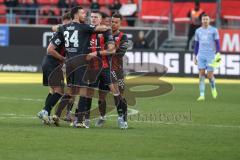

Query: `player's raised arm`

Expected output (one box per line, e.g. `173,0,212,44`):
88,30,116,58
94,25,110,32
99,29,116,55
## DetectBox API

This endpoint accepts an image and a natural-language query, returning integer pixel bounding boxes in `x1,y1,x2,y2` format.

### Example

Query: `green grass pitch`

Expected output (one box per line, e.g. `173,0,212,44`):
0,79,240,160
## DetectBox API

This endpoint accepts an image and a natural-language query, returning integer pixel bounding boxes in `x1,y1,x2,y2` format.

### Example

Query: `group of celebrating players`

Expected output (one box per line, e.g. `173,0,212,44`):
37,5,222,129
38,6,129,129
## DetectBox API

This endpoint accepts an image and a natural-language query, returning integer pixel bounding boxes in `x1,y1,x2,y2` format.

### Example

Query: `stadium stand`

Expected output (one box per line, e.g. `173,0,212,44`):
222,0,240,20
0,0,239,28
0,4,6,23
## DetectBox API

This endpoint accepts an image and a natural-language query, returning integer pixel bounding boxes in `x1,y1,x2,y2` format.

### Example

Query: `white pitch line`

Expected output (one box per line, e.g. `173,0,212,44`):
1,112,240,129
126,120,240,129
0,96,43,102
1,97,240,129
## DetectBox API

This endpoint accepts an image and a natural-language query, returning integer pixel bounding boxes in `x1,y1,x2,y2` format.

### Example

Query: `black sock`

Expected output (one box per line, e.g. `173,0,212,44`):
98,100,106,117
114,95,123,117
77,96,87,123
85,98,92,120
66,100,74,112
122,98,128,121
55,94,71,117
44,92,62,116
45,93,53,106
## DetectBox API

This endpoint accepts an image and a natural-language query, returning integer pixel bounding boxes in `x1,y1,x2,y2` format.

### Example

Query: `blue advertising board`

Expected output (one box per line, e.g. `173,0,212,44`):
0,26,9,47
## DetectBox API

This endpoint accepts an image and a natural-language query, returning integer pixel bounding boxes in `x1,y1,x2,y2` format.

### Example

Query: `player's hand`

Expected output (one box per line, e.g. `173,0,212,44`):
215,52,221,62
209,52,221,68
96,25,109,32
194,56,198,65
86,52,97,60
59,56,65,64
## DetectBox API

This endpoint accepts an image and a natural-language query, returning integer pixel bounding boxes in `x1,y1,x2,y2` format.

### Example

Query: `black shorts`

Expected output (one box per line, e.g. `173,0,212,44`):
89,67,112,89
66,65,88,87
42,55,64,87
111,70,125,91
65,54,96,88
98,69,125,91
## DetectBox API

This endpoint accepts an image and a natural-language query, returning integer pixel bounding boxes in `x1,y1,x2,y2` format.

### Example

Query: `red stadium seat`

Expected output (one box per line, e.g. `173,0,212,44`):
120,0,138,4
0,4,6,15
141,0,170,21
141,1,216,22
38,6,60,24
37,0,58,5
0,5,6,24
0,17,6,24
222,0,240,20
100,6,111,15
0,0,4,3
39,6,60,15
98,0,109,5
76,0,138,5
76,0,90,5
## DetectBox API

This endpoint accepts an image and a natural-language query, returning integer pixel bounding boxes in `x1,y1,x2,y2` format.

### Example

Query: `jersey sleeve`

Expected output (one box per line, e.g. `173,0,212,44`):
117,34,129,56
194,29,199,42
82,24,96,33
214,28,220,40
104,29,114,44
50,31,64,48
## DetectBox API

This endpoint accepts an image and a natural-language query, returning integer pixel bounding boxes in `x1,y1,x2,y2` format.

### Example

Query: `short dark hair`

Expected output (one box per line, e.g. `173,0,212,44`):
195,1,200,6
112,12,122,20
101,12,110,19
62,11,71,21
70,6,83,19
91,10,102,18
202,13,209,18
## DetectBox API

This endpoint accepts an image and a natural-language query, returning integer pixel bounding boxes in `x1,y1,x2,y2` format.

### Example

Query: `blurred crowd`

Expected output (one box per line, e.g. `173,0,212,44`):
1,0,138,26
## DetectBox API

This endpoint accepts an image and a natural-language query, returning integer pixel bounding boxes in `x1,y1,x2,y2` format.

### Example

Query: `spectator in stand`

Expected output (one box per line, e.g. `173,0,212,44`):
58,0,68,15
4,0,19,24
109,0,121,15
134,31,149,49
18,0,28,24
90,0,100,11
47,9,59,25
186,1,205,50
58,0,68,9
26,0,38,24
66,0,78,8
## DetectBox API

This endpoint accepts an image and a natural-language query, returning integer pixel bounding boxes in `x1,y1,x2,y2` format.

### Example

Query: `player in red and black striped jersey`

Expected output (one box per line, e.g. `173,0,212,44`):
111,14,129,127
95,13,129,128
37,12,71,124
76,11,128,129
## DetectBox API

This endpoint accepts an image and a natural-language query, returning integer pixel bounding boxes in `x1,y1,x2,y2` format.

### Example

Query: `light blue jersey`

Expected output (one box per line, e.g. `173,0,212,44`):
195,25,219,71
195,25,219,56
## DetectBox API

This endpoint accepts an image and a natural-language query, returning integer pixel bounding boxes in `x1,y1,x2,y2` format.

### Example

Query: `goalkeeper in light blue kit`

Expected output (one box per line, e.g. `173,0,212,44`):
194,14,221,101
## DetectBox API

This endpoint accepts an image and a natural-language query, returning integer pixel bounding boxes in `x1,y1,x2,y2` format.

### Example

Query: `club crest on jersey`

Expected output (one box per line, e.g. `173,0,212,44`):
90,39,97,46
55,39,61,45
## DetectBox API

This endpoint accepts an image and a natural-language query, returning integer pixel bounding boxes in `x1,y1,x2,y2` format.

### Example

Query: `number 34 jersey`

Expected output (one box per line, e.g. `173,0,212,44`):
51,22,96,58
